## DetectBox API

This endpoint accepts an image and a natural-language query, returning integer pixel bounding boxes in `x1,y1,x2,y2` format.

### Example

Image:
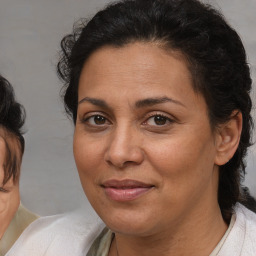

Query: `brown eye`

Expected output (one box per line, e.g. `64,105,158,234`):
146,114,172,126
93,115,106,125
154,116,167,125
84,114,109,126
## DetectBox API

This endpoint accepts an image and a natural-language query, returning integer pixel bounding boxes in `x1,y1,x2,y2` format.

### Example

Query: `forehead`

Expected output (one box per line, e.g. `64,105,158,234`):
80,42,191,85
0,128,21,158
0,135,6,155
0,136,6,182
0,135,6,149
0,128,22,185
78,42,204,110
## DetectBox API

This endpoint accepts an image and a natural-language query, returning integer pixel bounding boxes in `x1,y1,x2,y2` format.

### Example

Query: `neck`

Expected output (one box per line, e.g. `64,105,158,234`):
110,202,228,256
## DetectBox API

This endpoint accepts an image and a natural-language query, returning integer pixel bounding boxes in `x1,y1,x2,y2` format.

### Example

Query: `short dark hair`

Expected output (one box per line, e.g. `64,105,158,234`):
57,0,253,221
0,75,25,186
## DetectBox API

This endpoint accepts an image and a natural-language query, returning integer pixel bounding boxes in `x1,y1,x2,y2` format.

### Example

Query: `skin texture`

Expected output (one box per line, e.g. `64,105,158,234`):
0,136,20,239
73,42,242,256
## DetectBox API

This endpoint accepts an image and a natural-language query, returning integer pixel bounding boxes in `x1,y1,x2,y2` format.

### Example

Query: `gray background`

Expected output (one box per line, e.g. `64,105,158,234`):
0,0,255,216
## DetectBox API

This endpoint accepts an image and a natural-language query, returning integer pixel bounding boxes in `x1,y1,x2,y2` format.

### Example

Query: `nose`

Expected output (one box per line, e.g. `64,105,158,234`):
104,125,144,169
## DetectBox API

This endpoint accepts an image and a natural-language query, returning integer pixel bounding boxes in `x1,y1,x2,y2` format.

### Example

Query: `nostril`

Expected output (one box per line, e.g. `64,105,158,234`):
104,148,144,169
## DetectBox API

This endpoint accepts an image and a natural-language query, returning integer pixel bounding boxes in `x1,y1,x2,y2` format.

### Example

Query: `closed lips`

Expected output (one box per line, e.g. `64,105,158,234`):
102,179,154,189
102,179,154,201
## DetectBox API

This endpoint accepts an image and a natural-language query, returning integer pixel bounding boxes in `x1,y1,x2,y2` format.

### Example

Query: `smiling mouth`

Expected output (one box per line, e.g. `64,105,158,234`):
101,179,155,202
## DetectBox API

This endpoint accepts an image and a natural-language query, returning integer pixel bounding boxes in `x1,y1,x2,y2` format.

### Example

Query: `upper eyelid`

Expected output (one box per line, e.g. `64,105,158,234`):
144,114,174,124
81,113,112,126
79,110,176,123
81,111,111,121
144,112,175,121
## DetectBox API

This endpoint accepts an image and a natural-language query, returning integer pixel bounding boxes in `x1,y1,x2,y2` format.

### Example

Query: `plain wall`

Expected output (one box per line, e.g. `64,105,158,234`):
0,0,255,216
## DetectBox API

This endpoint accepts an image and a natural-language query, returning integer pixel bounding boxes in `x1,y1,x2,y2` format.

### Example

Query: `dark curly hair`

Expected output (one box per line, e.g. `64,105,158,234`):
0,75,25,187
57,0,254,221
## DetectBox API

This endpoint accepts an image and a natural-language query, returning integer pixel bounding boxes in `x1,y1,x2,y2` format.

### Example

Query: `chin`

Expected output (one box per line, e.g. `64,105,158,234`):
97,206,158,236
107,220,152,237
86,188,166,236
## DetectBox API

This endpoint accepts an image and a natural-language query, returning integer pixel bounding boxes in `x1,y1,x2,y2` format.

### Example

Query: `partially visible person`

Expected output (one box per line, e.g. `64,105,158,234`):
0,75,38,255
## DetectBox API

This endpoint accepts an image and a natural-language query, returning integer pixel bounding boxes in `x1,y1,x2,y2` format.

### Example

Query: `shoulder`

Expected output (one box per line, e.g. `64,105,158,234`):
236,203,256,253
235,203,256,234
6,210,105,256
15,204,39,230
0,204,39,255
219,203,256,256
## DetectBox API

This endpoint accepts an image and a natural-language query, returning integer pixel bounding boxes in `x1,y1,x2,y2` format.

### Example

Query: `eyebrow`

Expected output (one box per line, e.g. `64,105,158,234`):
78,96,185,109
78,97,109,108
135,97,186,108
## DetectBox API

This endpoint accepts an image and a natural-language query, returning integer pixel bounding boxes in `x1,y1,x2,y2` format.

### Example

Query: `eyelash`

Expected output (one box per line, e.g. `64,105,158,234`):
81,113,111,127
143,113,174,127
0,187,9,193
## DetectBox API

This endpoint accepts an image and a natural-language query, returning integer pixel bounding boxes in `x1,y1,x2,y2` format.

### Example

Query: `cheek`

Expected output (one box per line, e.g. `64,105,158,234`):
73,134,110,212
0,195,8,213
146,131,216,190
0,185,20,215
73,133,104,183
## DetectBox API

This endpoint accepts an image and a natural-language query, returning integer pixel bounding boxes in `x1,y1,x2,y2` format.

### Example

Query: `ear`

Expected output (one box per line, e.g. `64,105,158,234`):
214,111,243,166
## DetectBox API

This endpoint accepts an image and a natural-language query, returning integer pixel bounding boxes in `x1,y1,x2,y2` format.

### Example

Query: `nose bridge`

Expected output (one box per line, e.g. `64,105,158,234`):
105,121,143,168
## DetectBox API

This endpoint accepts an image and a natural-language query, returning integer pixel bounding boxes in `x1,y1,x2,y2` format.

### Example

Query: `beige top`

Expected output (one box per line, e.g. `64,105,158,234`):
5,203,256,256
209,214,236,256
0,204,38,256
86,227,113,256
86,214,236,256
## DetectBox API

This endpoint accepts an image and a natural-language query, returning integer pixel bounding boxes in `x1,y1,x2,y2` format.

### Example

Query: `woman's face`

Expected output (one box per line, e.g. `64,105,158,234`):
74,42,220,236
0,136,20,238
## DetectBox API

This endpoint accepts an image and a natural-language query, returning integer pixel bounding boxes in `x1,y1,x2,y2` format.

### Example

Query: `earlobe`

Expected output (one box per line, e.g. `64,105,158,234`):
214,111,242,166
